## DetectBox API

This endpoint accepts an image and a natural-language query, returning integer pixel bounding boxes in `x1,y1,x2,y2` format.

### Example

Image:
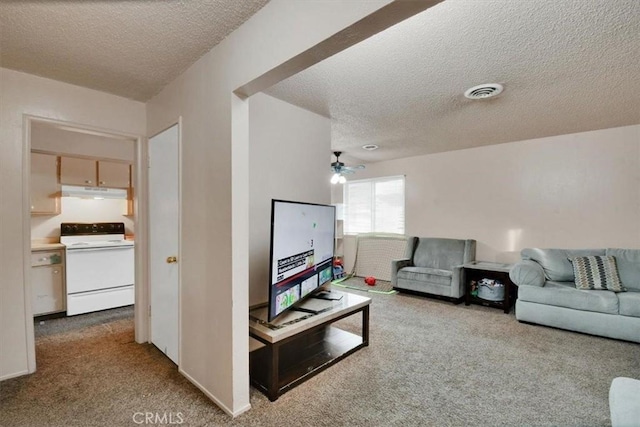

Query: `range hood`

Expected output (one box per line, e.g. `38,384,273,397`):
61,185,127,199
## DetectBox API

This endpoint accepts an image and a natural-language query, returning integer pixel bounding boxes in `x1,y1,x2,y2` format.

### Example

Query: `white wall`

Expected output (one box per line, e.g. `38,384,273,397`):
31,124,135,162
337,125,640,266
0,68,145,380
31,198,134,240
248,93,331,307
146,0,394,416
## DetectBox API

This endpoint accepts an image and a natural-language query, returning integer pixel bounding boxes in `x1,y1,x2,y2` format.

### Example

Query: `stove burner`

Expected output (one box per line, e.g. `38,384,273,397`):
60,222,132,250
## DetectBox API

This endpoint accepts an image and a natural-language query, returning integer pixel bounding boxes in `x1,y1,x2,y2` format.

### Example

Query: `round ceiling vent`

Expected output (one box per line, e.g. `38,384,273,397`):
464,83,504,100
362,144,379,151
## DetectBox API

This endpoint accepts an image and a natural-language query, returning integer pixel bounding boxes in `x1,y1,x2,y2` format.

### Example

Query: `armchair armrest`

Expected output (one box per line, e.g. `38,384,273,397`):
610,377,640,427
391,258,412,287
509,260,545,287
451,265,465,299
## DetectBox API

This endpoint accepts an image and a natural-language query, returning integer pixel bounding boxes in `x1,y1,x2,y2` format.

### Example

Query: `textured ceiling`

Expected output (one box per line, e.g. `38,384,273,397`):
1,1,638,163
266,0,640,163
0,0,269,101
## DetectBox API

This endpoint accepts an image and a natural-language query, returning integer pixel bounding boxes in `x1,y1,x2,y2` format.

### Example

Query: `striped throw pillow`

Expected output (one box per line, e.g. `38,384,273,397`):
570,256,626,292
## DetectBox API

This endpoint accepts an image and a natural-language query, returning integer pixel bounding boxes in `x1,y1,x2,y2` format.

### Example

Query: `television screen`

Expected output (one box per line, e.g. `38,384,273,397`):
268,199,336,322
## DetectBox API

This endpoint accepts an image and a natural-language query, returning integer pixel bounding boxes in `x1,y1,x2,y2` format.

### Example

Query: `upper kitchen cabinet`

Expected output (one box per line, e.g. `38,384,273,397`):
30,152,60,215
60,157,131,189
98,161,130,189
60,157,97,186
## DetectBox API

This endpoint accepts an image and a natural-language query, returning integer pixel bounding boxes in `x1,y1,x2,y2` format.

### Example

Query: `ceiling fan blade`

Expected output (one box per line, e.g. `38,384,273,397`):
343,165,365,172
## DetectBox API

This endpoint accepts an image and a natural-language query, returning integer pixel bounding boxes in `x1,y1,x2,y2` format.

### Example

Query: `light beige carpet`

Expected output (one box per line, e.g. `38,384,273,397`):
2,290,639,426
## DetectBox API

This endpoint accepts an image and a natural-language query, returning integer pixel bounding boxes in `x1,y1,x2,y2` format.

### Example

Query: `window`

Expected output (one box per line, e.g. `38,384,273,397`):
343,175,405,234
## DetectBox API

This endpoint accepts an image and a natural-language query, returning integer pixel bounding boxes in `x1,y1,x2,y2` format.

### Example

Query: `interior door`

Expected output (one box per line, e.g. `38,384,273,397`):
149,124,180,364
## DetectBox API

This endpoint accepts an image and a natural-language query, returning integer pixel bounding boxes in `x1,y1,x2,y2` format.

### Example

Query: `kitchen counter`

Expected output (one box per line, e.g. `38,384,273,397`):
31,241,65,251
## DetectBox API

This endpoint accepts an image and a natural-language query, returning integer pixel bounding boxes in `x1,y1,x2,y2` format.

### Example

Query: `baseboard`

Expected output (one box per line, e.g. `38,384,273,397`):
0,369,29,382
178,368,251,418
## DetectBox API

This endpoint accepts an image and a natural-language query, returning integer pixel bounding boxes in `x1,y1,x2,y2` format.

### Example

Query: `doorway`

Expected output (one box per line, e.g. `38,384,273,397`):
24,115,145,372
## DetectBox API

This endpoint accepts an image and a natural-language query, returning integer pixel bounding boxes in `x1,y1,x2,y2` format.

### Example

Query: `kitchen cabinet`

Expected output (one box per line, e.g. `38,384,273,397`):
31,249,65,316
30,152,61,215
60,157,131,189
98,160,130,188
60,157,97,186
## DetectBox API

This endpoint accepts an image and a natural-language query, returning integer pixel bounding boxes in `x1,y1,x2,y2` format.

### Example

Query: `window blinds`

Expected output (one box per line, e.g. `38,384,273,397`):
343,175,405,234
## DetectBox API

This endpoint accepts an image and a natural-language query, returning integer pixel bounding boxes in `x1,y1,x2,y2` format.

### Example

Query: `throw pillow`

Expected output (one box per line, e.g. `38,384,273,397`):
569,255,626,292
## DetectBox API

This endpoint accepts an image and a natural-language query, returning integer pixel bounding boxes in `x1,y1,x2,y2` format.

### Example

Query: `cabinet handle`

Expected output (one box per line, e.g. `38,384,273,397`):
85,180,92,184
100,181,105,185
53,270,60,274
40,257,48,261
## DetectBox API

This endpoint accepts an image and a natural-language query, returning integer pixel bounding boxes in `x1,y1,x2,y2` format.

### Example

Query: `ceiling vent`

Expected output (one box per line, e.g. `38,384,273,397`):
464,83,504,100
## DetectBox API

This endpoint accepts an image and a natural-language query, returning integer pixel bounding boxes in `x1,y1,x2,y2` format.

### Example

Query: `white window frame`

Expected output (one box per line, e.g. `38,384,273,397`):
343,175,405,235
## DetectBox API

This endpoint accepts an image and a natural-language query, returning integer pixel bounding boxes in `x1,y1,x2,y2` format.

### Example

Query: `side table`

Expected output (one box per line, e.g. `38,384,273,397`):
462,261,517,314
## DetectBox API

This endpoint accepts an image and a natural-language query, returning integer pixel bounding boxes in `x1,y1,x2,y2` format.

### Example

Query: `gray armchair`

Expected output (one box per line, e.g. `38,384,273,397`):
391,237,476,301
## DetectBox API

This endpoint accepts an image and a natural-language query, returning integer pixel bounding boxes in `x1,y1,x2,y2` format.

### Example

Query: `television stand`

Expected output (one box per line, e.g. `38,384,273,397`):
249,290,371,401
312,290,343,301
291,306,332,315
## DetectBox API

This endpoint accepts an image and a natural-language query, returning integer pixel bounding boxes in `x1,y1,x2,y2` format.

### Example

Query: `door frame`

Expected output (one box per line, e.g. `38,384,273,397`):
147,118,182,364
22,114,149,373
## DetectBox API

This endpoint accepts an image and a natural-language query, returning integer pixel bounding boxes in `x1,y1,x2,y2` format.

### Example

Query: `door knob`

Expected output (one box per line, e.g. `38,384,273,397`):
166,256,178,264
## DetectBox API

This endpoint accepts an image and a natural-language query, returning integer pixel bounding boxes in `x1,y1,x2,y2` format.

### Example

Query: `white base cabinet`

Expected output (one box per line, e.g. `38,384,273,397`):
31,250,65,316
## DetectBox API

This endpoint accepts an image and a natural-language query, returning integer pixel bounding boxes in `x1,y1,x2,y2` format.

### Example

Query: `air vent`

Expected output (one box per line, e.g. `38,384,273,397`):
464,83,504,100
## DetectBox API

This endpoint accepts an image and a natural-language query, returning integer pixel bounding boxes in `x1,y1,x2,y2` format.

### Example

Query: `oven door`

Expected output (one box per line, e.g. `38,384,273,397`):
66,246,134,294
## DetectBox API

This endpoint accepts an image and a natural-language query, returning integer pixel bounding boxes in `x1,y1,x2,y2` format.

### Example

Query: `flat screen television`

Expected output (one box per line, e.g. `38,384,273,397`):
268,199,336,322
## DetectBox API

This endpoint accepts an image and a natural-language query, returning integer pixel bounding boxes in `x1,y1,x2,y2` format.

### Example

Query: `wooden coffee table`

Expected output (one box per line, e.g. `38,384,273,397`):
249,290,371,401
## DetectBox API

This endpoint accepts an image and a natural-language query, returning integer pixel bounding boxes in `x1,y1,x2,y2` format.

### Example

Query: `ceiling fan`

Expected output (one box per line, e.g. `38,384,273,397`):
330,151,364,184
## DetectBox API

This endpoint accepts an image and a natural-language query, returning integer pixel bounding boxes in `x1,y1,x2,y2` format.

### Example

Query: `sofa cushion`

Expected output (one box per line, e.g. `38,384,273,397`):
517,280,619,314
398,267,452,286
570,256,626,292
618,290,640,318
412,238,467,270
606,248,640,291
521,248,605,281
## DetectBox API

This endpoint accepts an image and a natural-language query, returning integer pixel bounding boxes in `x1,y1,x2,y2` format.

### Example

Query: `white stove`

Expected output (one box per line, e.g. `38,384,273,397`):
61,234,135,250
61,222,135,315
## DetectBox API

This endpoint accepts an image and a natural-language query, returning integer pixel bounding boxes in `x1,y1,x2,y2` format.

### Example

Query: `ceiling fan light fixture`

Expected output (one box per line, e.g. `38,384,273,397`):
464,83,504,100
330,173,341,184
362,144,379,151
338,175,346,184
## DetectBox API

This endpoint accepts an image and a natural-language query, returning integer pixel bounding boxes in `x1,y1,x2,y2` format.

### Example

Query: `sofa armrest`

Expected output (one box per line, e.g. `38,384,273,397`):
391,258,412,287
509,260,545,287
610,377,640,427
451,265,464,299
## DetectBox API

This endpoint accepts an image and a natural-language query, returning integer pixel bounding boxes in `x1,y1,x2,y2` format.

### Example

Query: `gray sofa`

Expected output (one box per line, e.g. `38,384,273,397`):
391,237,476,300
509,248,640,343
